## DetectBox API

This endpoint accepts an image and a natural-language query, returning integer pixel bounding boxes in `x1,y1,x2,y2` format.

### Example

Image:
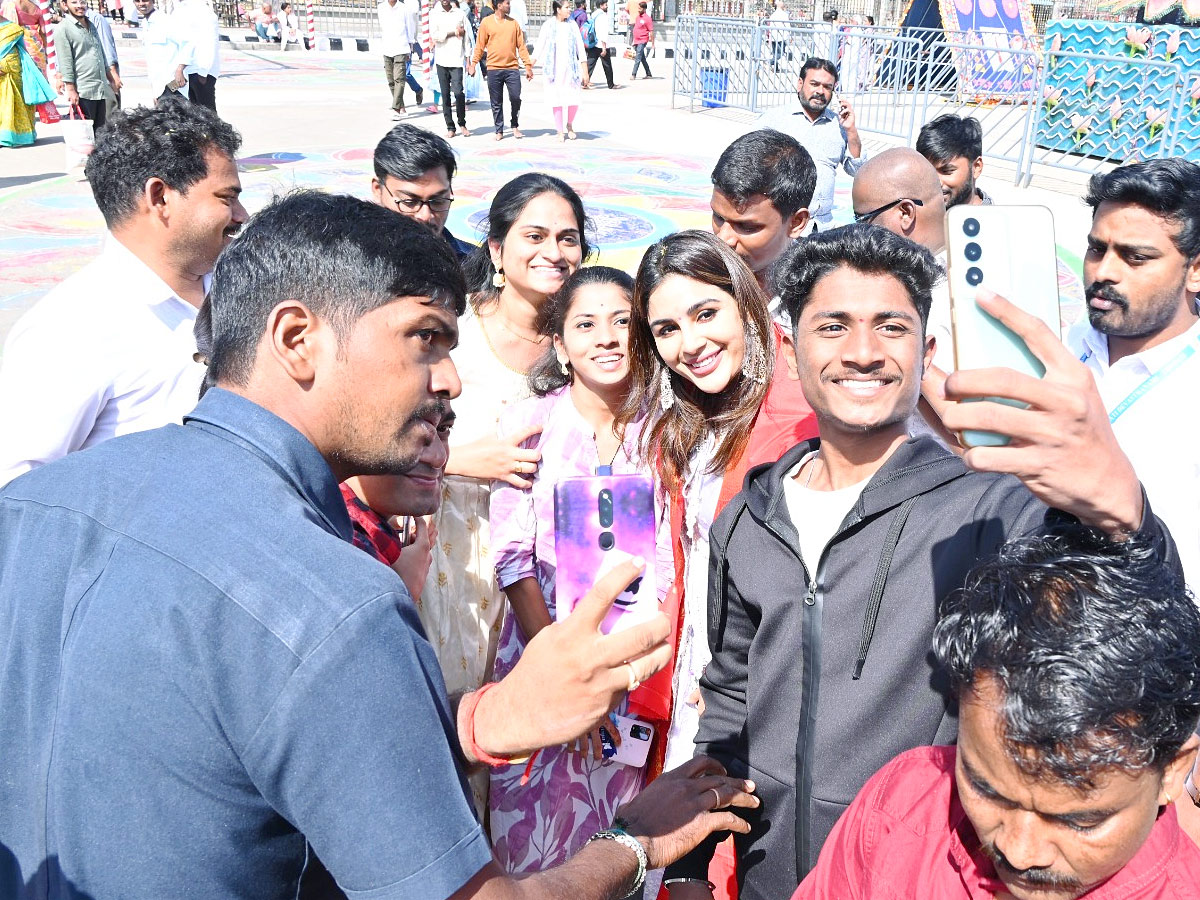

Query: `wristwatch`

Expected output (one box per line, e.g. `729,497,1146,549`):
586,823,647,895
1185,769,1200,808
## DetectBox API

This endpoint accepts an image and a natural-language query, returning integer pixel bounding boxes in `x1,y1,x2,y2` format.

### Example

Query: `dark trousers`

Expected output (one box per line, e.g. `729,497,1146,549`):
76,96,107,128
586,45,614,87
437,64,466,128
486,68,521,132
188,73,217,111
631,41,651,77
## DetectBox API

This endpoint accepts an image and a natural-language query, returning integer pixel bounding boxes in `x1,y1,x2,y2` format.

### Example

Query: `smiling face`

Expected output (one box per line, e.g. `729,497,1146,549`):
351,410,454,517
1083,201,1200,342
930,154,983,209
956,677,1178,900
325,296,462,478
554,282,632,396
490,192,584,302
647,274,747,395
710,188,806,282
167,148,249,276
793,266,932,438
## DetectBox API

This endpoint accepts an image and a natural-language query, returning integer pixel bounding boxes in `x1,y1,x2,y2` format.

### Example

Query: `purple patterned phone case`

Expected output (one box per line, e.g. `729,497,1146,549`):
553,474,659,634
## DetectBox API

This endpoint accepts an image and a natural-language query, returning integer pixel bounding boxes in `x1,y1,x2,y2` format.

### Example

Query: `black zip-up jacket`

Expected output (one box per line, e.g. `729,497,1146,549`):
665,436,1177,900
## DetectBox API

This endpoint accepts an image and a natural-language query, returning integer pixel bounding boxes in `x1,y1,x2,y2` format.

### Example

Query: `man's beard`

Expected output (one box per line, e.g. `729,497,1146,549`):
1085,281,1184,338
982,840,1083,895
333,399,451,477
946,172,976,209
799,92,828,116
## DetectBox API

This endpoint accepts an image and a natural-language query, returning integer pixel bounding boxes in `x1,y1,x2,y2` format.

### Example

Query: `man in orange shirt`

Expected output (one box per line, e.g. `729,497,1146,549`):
467,0,532,140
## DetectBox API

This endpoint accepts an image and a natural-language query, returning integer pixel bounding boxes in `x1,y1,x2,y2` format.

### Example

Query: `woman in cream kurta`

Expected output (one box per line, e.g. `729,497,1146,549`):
418,172,594,816
532,0,588,141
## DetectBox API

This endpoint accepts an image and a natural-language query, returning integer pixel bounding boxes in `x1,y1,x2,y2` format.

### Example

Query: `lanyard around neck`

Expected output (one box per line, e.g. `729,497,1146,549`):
1081,331,1200,425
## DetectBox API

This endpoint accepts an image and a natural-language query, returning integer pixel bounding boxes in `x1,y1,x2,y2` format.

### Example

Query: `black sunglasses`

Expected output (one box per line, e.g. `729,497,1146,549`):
853,197,924,225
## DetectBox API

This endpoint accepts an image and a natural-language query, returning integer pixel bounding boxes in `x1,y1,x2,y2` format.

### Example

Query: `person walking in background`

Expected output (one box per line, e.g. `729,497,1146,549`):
570,0,587,28
1,0,60,123
402,0,425,106
178,0,219,110
767,0,788,71
134,0,188,103
378,0,415,118
468,0,531,140
431,0,470,136
534,0,587,141
83,1,120,115
53,0,117,126
585,0,616,89
0,12,54,147
629,0,651,78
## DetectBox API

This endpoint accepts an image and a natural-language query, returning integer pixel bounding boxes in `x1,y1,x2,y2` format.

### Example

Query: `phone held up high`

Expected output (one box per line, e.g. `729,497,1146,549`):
553,473,658,635
946,204,1062,448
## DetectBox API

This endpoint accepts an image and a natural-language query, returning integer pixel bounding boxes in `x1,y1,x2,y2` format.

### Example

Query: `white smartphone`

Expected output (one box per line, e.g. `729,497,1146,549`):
599,714,656,768
946,204,1061,448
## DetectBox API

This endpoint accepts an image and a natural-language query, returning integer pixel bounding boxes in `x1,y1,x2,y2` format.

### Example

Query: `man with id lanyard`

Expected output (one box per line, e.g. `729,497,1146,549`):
1069,159,1200,593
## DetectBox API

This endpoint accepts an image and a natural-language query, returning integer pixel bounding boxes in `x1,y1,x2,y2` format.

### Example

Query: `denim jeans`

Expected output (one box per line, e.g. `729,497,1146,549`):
486,68,521,132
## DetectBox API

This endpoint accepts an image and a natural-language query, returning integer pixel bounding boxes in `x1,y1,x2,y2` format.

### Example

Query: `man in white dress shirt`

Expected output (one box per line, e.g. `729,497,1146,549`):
1069,158,1200,591
378,0,417,116
134,0,188,102
0,101,247,488
177,0,222,111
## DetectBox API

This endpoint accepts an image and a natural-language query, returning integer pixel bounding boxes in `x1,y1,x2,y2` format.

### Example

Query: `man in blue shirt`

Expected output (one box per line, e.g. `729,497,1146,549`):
0,191,756,900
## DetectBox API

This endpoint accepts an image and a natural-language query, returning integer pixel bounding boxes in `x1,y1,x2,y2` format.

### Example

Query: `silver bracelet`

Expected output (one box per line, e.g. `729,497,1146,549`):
663,877,717,892
586,827,647,895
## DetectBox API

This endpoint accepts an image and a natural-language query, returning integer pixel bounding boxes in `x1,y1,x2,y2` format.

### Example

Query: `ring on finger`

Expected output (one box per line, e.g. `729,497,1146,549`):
707,787,721,810
624,661,641,692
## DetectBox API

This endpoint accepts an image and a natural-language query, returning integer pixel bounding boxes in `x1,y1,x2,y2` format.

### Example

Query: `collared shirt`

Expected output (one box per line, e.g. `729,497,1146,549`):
84,9,119,69
758,103,864,225
53,14,108,98
176,0,222,78
0,237,206,488
0,387,493,899
341,482,405,565
794,745,1200,900
592,5,612,43
1070,317,1200,592
430,1,469,67
378,0,415,57
141,8,188,94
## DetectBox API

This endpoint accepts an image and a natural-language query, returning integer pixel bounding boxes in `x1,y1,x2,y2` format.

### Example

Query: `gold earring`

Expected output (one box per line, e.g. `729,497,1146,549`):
492,269,506,289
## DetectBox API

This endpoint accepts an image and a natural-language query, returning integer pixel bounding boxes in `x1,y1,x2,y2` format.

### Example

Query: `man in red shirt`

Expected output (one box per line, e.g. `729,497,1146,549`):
795,524,1200,900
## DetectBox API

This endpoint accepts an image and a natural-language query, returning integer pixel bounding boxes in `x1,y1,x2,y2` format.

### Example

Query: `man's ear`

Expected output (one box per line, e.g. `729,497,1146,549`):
263,300,330,386
923,330,937,373
1184,253,1200,297
971,155,984,181
143,176,170,223
1160,732,1200,806
786,207,811,241
781,327,799,381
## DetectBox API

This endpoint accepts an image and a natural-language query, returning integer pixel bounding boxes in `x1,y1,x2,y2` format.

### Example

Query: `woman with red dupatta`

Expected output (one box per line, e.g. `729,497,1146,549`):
619,231,818,899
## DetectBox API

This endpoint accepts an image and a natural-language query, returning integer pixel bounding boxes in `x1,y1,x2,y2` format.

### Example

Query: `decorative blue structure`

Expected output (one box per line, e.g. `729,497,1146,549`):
1039,20,1200,163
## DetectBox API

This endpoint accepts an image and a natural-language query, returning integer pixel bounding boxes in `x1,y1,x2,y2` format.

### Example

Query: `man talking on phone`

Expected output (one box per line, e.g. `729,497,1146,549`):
758,57,864,231
662,224,1178,900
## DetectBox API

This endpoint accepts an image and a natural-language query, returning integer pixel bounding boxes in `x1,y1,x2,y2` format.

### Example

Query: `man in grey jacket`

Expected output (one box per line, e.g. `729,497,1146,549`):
663,225,1178,900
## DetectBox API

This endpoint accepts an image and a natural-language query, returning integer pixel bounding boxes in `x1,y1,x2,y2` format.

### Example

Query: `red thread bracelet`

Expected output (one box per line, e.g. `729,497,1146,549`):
463,682,514,767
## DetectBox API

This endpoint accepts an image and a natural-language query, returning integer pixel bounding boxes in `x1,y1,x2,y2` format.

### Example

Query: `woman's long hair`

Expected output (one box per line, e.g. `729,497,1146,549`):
462,172,595,311
528,265,635,396
619,230,774,493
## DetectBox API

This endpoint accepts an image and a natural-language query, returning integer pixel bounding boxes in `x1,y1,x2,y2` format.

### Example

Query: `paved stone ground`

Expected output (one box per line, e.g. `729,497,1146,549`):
0,43,1095,354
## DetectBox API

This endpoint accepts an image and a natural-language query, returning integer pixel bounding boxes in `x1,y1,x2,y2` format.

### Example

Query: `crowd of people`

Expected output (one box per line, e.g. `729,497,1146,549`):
2,42,1200,900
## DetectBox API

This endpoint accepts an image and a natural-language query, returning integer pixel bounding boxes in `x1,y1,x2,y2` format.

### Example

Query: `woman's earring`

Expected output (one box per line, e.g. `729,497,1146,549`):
492,269,506,289
559,359,570,378
659,367,676,411
743,320,768,384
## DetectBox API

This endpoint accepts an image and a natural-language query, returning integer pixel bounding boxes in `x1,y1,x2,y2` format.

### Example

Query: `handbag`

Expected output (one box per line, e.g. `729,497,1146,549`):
62,104,95,172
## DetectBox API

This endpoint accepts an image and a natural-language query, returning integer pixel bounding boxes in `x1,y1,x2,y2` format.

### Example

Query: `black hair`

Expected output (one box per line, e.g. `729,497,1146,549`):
821,8,837,21
207,191,466,386
83,98,241,229
775,224,941,330
575,0,585,7
916,114,984,165
551,0,565,11
934,522,1200,789
463,172,595,300
1085,159,1200,259
528,266,635,396
712,129,817,220
798,56,838,83
372,123,458,184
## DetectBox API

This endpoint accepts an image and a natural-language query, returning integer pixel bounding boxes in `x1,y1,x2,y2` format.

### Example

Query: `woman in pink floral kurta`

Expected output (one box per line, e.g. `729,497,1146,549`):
488,267,663,873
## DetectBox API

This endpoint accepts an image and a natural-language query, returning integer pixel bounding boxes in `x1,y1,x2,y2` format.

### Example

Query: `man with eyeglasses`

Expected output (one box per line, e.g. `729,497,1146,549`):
850,147,951,370
370,124,475,261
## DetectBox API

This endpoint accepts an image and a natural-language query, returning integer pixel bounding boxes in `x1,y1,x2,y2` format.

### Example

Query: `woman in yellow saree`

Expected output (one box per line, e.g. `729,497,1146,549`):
1,16,55,147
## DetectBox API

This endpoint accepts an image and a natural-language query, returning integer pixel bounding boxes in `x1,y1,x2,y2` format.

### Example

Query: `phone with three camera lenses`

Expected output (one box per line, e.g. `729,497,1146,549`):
946,205,1061,448
553,474,659,635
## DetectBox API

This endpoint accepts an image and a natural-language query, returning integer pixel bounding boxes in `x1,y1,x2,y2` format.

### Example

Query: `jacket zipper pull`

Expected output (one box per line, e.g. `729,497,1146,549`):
803,581,817,607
